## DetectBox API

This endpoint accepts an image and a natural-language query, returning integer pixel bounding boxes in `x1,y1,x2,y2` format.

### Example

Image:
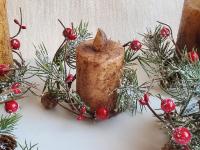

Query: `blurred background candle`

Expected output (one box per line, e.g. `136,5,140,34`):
177,0,200,54
0,0,13,65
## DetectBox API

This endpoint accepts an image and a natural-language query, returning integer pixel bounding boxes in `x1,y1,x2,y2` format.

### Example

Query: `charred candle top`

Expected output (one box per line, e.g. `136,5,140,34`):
77,29,124,64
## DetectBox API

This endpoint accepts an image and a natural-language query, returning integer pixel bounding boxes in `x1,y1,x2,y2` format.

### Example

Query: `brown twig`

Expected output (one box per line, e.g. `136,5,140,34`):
58,102,93,120
157,21,182,56
11,8,24,39
58,19,66,29
123,41,131,47
12,50,25,66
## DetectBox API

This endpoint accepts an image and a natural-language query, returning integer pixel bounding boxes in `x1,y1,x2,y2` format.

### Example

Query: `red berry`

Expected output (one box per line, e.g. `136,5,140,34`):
0,64,9,76
172,127,192,145
161,98,176,113
65,74,74,83
130,40,142,51
10,39,20,50
4,100,19,113
188,51,199,63
21,25,27,29
139,99,146,105
11,82,21,89
160,27,170,38
80,105,86,114
68,33,77,40
139,93,149,105
63,28,72,37
63,28,77,40
96,107,109,120
144,93,149,102
77,115,85,121
12,88,22,94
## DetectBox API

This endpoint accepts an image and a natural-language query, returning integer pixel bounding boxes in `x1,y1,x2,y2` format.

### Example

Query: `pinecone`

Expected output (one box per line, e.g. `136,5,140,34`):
0,134,17,150
41,92,58,109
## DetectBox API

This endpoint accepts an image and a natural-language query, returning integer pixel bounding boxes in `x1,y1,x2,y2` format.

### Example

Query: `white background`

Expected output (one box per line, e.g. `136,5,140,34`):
1,0,185,150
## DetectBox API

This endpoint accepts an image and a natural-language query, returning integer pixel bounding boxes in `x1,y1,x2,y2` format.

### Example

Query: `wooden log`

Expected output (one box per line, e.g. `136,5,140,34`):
177,0,200,54
0,0,13,65
76,29,124,112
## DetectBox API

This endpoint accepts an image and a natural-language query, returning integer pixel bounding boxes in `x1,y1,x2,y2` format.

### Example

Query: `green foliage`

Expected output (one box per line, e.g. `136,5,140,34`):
0,114,21,135
53,21,92,69
136,23,200,149
138,25,176,78
19,141,38,150
116,68,146,113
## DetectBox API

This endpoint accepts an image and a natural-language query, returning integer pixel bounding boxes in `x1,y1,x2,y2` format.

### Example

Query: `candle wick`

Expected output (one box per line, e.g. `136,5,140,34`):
93,28,108,52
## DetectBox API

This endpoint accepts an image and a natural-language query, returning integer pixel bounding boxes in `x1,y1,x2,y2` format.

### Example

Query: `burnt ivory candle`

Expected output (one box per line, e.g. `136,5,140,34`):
0,0,13,65
177,0,200,54
76,29,124,112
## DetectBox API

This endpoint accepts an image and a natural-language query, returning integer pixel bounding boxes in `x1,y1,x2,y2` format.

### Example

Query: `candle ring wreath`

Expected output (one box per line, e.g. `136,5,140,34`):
14,19,194,149
32,21,200,150
0,9,35,106
32,20,150,121
1,11,200,150
0,9,37,150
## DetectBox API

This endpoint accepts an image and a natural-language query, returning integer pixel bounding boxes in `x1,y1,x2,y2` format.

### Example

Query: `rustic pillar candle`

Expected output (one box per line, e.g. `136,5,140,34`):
76,29,124,112
0,0,13,65
177,0,200,54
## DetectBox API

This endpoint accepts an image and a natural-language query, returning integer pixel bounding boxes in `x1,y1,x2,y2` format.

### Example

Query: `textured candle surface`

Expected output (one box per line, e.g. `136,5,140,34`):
0,0,13,65
76,36,124,112
177,0,200,54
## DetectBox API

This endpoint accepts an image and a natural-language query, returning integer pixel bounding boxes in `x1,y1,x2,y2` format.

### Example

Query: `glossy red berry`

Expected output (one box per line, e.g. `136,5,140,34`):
4,100,19,113
63,28,77,40
139,93,149,105
188,51,199,63
139,99,146,105
130,40,142,51
63,28,72,37
10,39,20,50
65,74,74,83
160,27,170,38
11,82,21,89
161,98,176,113
12,88,22,94
96,107,109,120
68,33,77,40
172,127,192,145
0,64,9,76
80,105,86,114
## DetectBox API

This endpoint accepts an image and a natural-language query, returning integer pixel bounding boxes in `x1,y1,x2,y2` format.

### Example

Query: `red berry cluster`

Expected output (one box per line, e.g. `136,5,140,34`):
14,19,26,29
10,19,26,50
65,74,74,83
130,40,142,51
77,105,87,121
63,28,77,40
4,82,21,113
160,26,170,38
0,64,10,76
139,93,149,105
188,51,199,63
